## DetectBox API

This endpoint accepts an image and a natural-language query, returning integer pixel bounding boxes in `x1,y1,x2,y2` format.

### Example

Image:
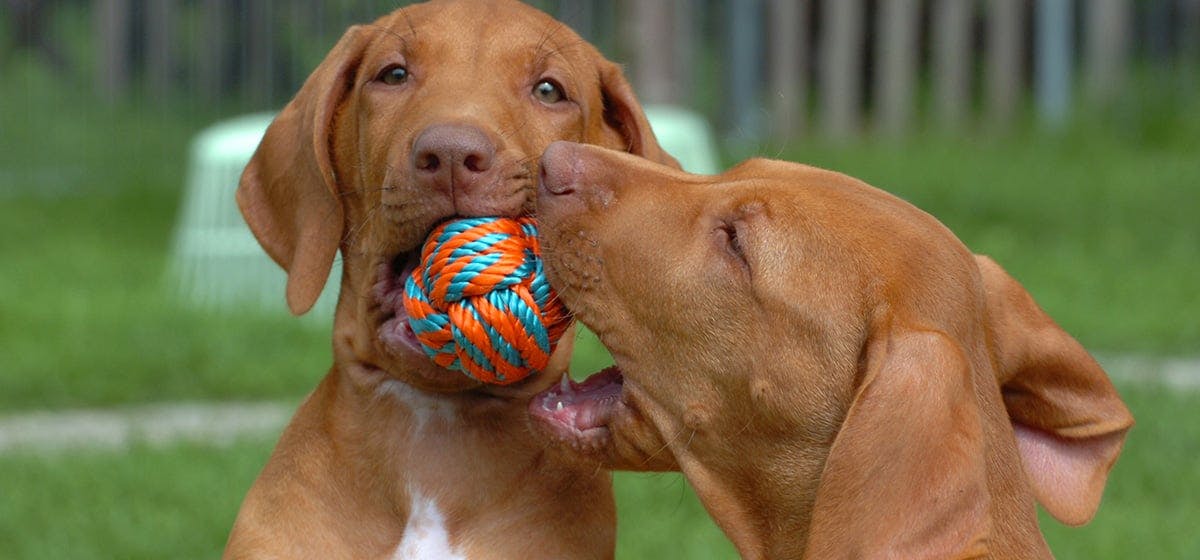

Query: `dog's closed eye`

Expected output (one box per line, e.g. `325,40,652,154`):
714,219,749,271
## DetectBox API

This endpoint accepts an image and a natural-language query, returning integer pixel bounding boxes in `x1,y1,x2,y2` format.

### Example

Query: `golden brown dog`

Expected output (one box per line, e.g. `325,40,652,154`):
225,2,675,557
530,142,1133,559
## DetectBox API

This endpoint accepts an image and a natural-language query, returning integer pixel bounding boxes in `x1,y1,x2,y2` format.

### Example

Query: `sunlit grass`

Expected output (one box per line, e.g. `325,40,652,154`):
0,383,1191,558
2,51,1197,559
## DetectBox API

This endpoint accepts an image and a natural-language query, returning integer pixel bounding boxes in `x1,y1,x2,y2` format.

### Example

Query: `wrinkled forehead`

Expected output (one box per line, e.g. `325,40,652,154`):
366,1,594,68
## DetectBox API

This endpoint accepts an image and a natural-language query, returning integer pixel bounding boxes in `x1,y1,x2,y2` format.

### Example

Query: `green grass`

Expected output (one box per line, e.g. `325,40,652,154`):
0,60,331,411
779,129,1200,354
1,382,1193,558
0,439,271,559
2,54,1198,558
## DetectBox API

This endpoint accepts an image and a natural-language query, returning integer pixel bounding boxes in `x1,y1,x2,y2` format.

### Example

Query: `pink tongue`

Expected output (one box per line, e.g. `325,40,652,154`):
538,367,623,430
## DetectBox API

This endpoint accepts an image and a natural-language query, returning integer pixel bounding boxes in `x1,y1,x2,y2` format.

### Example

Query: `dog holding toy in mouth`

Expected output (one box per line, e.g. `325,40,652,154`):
530,141,1133,559
224,1,676,557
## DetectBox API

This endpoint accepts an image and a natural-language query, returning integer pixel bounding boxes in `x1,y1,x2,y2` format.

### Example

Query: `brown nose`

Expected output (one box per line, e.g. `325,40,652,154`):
412,124,496,194
538,141,580,196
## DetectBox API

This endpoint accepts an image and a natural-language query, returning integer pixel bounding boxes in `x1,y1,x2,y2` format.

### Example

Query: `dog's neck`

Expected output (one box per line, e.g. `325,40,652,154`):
675,450,826,560
295,360,615,558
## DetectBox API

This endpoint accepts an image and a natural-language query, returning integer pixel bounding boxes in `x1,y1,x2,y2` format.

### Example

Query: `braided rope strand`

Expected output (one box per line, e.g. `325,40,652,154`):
401,217,570,384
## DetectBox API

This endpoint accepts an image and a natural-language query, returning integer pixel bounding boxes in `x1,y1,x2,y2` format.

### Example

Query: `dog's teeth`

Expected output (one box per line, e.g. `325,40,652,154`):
556,401,564,411
560,374,571,392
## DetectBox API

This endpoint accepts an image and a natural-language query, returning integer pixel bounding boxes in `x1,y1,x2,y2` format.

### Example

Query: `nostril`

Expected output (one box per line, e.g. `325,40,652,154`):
415,152,440,172
463,153,490,173
539,164,576,196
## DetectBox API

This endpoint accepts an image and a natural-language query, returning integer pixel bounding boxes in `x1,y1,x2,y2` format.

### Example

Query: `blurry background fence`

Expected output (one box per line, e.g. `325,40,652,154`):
6,0,1199,146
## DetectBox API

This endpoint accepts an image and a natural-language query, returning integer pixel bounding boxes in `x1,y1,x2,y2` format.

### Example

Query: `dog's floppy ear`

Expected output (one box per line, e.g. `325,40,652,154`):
237,26,371,315
805,328,992,558
976,255,1134,526
595,61,681,169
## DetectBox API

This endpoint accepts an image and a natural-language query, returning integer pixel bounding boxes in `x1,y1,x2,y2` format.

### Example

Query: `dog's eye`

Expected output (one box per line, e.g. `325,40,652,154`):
378,65,409,85
716,221,748,267
533,79,566,104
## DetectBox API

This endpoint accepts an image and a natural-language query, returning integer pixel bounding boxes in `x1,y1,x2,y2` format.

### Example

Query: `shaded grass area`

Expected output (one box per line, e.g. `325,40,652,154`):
778,119,1200,354
0,383,1192,558
0,62,331,411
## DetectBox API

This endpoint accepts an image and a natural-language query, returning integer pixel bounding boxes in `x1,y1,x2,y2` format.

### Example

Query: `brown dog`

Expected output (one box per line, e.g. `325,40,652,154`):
530,142,1133,559
226,2,676,558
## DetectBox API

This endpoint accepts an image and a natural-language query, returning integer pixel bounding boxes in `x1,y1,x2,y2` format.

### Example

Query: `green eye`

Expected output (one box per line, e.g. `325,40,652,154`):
379,65,409,85
533,79,566,104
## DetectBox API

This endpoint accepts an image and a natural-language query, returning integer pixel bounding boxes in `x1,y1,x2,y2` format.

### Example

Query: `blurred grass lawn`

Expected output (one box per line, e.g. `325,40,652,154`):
2,59,1199,557
3,384,1196,558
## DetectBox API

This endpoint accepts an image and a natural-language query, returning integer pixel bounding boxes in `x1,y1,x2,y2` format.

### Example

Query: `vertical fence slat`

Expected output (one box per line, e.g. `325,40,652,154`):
629,0,675,105
728,0,764,140
1086,0,1131,103
1144,0,1174,61
146,0,177,100
932,0,974,130
94,0,131,103
673,0,696,107
1180,0,1200,88
557,0,595,41
985,0,1025,130
200,0,229,103
767,0,808,140
874,0,921,137
819,0,864,140
246,0,276,107
1036,0,1075,126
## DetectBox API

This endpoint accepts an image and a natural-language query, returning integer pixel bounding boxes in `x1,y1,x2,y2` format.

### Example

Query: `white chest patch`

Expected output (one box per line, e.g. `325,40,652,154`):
391,490,466,560
376,379,457,430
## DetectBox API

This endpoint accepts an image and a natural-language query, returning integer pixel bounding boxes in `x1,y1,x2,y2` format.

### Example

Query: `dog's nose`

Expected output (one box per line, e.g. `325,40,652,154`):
539,141,580,197
412,124,496,194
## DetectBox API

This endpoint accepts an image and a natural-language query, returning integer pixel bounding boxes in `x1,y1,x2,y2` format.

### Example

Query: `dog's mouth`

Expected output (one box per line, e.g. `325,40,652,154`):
370,215,566,396
529,365,625,453
374,248,425,356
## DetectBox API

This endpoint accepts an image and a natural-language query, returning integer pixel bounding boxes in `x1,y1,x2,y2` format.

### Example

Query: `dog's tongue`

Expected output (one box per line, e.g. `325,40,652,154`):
532,366,623,431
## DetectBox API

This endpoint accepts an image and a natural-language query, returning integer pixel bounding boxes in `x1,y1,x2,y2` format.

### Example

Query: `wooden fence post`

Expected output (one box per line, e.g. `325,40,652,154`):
932,0,974,131
819,0,864,141
199,0,229,103
628,0,676,105
728,0,764,140
94,0,131,103
245,0,276,107
146,0,177,100
985,0,1025,130
767,0,808,140
1035,0,1074,126
673,0,696,107
1085,0,1131,104
557,0,595,41
874,0,921,137
1180,0,1200,89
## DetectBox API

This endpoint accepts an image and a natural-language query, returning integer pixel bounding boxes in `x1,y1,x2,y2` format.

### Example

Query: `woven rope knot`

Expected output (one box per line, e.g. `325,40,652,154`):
402,216,570,384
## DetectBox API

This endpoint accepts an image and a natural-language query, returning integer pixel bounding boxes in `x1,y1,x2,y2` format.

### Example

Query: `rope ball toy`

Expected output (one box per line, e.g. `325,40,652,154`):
402,216,571,385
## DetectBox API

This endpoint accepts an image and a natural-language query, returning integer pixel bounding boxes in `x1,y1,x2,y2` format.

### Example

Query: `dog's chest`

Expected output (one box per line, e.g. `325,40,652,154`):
391,490,466,560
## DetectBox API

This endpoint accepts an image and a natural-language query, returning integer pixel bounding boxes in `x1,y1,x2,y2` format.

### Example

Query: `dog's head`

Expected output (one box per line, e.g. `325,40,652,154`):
237,0,675,394
530,142,1132,555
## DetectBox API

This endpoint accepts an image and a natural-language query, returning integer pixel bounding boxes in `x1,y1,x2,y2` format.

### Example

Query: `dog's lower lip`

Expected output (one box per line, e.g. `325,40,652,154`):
531,366,624,436
376,249,424,355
